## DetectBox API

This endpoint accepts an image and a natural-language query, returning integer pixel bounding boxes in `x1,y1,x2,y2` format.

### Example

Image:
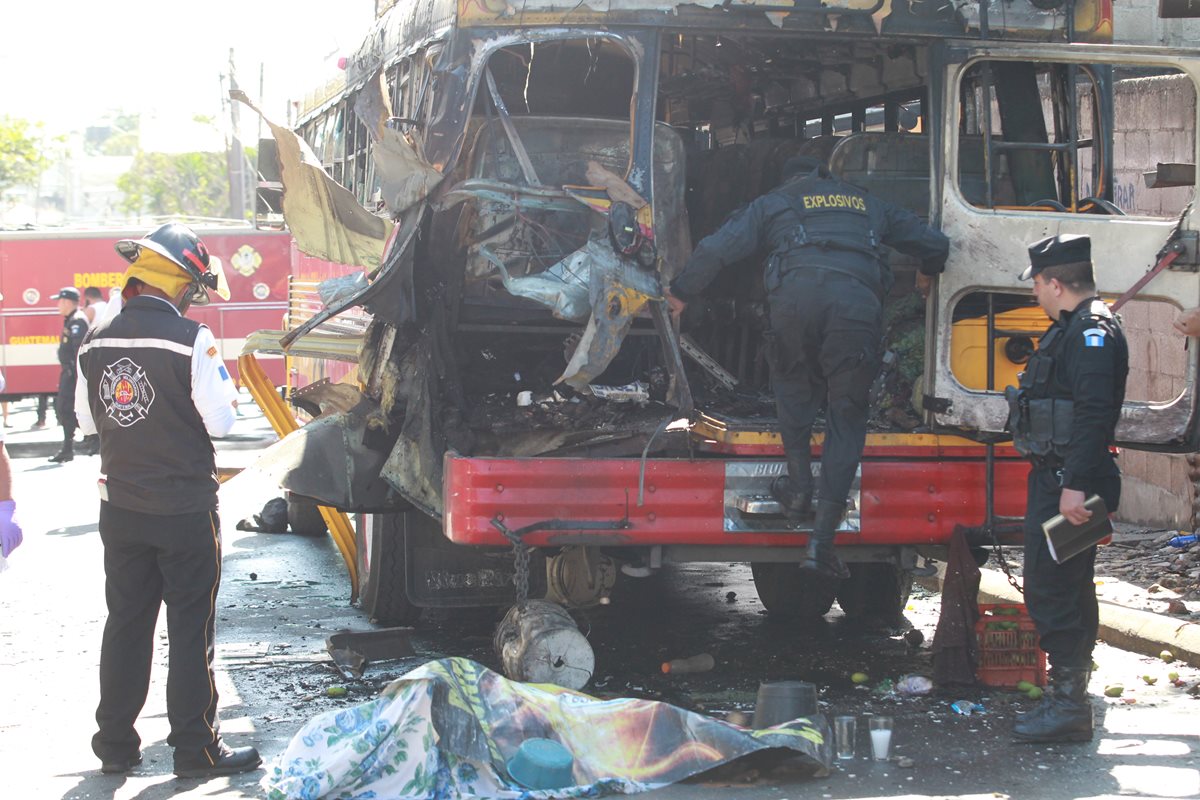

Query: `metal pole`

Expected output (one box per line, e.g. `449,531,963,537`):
227,48,247,221
985,293,996,533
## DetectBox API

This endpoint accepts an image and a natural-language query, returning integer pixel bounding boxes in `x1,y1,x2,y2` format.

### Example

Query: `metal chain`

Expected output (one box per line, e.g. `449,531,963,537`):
493,516,531,608
990,535,1024,595
511,538,530,607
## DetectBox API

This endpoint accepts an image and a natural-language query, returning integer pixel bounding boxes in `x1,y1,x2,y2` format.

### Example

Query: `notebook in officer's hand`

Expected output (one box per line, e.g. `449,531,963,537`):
1042,495,1112,564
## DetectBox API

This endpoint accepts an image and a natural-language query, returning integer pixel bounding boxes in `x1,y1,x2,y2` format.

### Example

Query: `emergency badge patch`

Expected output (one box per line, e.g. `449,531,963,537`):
100,357,155,426
1083,327,1107,347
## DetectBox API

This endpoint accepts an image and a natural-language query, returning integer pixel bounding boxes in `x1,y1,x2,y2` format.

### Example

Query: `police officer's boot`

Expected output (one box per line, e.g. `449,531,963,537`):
1012,667,1093,743
80,434,99,456
770,455,813,522
799,500,850,580
49,437,74,463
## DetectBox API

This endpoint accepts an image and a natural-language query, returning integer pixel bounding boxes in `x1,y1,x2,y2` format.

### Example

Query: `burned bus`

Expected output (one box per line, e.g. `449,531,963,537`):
242,0,1200,660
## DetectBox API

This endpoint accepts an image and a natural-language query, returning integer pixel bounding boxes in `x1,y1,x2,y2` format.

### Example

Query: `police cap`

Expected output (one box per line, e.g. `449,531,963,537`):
1019,234,1091,280
52,287,80,302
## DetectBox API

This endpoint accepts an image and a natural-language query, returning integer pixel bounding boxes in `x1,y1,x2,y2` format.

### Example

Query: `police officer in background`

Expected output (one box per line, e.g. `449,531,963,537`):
666,156,949,580
77,223,260,778
49,287,88,463
1007,234,1128,744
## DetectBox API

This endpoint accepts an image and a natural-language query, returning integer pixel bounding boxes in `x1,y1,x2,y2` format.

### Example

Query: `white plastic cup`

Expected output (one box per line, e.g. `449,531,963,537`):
869,715,893,761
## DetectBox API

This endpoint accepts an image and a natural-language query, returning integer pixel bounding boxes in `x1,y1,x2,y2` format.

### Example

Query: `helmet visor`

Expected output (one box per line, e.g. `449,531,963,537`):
187,256,231,305
208,255,231,301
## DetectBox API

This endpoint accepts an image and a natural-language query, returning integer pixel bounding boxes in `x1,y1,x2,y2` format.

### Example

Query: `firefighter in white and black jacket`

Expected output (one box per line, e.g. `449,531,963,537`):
76,223,261,779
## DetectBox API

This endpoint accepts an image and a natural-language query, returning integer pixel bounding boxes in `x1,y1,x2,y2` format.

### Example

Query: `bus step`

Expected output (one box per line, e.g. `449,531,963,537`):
735,494,785,516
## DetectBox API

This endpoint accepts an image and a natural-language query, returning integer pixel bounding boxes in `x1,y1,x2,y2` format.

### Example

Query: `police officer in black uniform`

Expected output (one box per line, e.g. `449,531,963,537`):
77,223,260,778
667,156,949,579
1007,233,1128,743
49,287,88,463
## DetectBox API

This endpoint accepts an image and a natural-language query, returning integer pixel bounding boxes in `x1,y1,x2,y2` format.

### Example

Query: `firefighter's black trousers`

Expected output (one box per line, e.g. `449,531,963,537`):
92,502,223,761
768,268,882,509
1022,465,1120,669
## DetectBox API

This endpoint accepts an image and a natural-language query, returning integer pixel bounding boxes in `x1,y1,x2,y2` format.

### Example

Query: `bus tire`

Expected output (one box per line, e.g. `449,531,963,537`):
836,563,913,628
750,562,837,620
359,512,423,626
286,497,328,537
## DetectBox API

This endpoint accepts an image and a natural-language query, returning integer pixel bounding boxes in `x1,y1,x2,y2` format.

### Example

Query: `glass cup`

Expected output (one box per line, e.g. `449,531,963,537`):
834,715,856,760
869,715,894,761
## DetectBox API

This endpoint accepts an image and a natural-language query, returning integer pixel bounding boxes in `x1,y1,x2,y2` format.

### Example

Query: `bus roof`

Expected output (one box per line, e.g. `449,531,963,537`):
320,0,1110,118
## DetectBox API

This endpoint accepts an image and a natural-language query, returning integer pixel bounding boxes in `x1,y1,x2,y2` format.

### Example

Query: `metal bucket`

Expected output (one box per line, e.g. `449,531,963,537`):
752,680,818,728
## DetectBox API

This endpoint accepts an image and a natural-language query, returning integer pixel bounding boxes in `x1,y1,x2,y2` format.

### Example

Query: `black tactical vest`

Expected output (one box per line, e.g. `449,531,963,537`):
78,296,219,515
1005,324,1074,462
770,175,886,295
1005,299,1124,464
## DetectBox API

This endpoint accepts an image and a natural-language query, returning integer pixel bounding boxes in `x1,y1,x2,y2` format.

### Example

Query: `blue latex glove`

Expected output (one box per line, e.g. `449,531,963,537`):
0,500,22,558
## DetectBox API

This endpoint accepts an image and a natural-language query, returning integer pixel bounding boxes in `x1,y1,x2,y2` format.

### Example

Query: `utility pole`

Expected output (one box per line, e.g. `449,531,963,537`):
227,48,247,221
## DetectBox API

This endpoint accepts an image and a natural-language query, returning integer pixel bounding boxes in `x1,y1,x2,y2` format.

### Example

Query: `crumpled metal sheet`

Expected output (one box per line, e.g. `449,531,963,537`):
231,90,392,269
381,337,444,517
354,70,444,214
477,231,662,388
290,379,368,418
252,394,396,511
318,273,370,308
558,252,661,390
476,242,595,323
325,628,416,681
282,206,424,349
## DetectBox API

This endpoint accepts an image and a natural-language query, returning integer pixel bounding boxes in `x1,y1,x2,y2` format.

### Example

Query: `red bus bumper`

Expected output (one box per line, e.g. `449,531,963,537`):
443,447,1028,548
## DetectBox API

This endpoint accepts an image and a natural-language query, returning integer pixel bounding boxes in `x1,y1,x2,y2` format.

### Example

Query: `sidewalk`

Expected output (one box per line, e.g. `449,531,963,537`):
1,389,278,462
919,562,1200,668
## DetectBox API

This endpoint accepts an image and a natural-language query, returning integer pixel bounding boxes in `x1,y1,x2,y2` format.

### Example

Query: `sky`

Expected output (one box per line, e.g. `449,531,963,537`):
0,0,377,150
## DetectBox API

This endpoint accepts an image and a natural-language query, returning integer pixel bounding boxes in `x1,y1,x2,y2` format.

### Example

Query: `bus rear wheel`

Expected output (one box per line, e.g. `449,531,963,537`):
358,511,423,626
836,563,913,628
750,562,838,621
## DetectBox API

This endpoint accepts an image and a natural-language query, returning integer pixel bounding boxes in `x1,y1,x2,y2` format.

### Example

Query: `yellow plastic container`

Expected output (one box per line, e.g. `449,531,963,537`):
950,306,1049,390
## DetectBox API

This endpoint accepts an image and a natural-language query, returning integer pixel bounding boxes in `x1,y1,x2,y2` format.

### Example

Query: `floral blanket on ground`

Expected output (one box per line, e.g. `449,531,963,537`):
263,657,830,799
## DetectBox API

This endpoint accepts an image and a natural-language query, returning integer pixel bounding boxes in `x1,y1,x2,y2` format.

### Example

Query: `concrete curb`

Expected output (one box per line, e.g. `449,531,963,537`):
919,566,1200,668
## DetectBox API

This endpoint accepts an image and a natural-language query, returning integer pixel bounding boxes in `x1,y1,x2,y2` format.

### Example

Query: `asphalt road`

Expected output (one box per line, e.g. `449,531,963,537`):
1,403,1198,800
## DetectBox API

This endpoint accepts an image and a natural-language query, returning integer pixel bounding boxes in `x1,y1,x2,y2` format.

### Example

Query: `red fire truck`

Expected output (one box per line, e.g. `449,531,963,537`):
250,0,1200,648
0,224,290,397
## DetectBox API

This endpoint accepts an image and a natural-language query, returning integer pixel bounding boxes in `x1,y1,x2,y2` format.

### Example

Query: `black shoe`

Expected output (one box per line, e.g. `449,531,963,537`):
100,752,142,775
1013,667,1093,743
799,540,851,581
49,448,74,463
798,500,850,580
770,476,813,521
174,743,261,778
79,435,99,455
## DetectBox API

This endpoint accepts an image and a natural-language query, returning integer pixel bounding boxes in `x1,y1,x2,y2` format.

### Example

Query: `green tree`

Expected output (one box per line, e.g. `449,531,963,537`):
0,116,52,193
86,111,140,157
117,150,230,218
